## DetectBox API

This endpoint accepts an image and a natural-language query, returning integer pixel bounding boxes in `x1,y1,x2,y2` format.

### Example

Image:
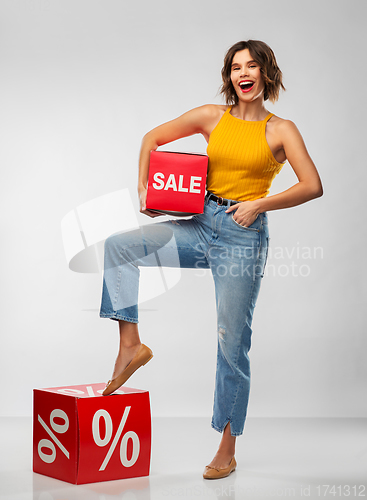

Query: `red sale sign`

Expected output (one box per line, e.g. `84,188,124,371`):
146,150,208,215
33,383,151,484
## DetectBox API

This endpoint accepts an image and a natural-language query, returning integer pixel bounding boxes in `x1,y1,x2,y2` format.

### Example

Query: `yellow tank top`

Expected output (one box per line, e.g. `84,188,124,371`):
206,106,285,201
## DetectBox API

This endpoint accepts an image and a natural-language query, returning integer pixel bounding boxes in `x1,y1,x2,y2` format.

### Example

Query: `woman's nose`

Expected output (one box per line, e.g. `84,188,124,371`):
239,66,249,77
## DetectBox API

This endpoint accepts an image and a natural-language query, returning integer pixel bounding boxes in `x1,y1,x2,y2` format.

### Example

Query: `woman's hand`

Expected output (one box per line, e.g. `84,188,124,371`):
225,200,261,227
138,186,164,218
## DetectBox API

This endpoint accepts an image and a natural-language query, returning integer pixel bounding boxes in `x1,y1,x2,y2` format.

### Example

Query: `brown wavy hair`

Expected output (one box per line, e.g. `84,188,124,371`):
220,40,285,104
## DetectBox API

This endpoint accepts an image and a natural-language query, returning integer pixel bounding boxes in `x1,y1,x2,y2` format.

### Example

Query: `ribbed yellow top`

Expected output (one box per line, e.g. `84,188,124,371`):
206,106,285,201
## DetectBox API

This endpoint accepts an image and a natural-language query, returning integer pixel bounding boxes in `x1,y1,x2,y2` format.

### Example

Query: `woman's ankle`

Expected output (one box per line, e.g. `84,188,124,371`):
119,339,142,349
118,320,140,347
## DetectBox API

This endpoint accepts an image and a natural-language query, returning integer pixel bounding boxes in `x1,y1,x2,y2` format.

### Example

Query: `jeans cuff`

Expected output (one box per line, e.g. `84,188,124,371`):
211,420,243,437
99,313,139,323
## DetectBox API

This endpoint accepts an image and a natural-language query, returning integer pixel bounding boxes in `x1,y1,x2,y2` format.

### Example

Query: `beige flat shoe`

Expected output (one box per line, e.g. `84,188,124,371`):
203,457,236,480
102,344,153,396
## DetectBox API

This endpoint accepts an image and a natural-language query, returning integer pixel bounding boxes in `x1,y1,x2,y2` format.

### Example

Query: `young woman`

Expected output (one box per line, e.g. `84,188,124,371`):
100,40,323,479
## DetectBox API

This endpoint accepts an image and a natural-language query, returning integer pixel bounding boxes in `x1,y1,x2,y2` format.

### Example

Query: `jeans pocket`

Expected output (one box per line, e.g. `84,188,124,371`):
230,213,260,232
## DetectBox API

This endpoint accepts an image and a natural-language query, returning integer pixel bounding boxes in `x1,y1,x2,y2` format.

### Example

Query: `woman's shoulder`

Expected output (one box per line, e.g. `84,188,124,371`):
187,104,228,138
193,103,228,119
267,114,307,152
268,114,300,137
269,115,297,130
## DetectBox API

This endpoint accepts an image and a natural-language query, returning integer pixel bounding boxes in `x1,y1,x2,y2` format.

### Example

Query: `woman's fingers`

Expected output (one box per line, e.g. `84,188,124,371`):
227,201,260,227
225,203,240,213
138,188,164,217
138,188,148,211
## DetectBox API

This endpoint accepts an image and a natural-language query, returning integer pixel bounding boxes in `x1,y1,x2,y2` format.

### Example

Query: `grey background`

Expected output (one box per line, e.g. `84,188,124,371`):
1,0,366,419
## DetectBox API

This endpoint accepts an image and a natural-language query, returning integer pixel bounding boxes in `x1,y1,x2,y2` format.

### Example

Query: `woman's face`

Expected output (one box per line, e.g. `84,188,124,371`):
230,49,265,103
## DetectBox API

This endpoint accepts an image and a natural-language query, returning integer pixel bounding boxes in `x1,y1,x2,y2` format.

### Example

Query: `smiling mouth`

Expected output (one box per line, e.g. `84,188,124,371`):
239,81,255,93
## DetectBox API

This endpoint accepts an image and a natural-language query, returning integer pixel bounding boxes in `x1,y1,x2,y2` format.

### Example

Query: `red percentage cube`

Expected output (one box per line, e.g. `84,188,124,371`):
33,383,151,484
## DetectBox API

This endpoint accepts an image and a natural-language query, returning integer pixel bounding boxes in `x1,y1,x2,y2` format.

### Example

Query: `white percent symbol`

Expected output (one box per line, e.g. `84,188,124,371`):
92,406,140,471
38,409,70,463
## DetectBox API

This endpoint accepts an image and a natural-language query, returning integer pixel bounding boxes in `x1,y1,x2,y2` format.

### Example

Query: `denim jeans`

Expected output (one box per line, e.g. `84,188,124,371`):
100,195,269,436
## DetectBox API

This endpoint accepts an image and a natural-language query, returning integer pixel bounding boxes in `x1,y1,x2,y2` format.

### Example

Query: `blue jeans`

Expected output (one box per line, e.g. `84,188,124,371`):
100,195,269,436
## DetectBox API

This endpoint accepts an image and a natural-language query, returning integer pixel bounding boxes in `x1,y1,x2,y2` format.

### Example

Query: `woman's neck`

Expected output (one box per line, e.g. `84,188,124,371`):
231,100,269,122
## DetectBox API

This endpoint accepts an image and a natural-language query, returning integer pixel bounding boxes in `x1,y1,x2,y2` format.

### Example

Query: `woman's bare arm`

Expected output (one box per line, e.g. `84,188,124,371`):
226,120,323,226
138,105,223,215
259,120,323,209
